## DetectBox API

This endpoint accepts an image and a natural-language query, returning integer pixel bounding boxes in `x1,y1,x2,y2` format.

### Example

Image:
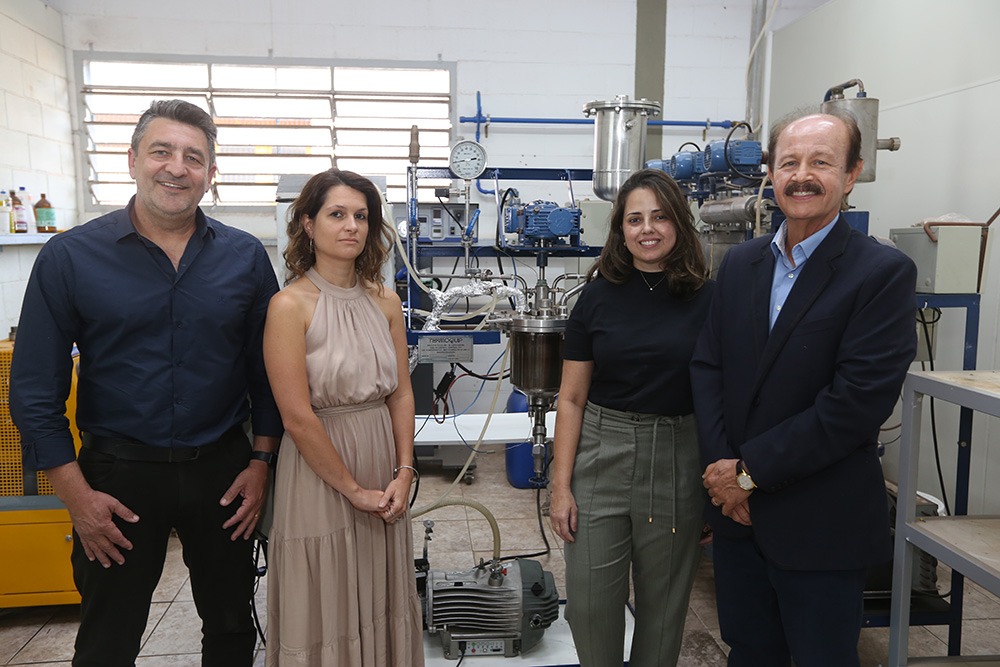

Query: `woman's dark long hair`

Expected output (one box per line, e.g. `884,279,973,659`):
588,169,707,298
282,169,392,288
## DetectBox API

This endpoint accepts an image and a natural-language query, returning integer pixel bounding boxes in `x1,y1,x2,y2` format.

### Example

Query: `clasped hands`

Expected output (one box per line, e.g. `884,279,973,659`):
350,477,411,525
702,458,752,526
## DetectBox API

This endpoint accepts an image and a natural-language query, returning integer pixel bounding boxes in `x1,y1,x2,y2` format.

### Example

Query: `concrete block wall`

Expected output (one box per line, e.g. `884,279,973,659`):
0,0,74,334
661,0,827,154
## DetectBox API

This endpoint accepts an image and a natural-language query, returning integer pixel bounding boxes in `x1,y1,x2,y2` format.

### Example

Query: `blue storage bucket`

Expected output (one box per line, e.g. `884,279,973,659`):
504,390,549,489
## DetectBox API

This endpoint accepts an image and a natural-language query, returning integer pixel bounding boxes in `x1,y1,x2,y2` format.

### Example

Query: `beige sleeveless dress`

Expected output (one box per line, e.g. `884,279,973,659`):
265,269,424,666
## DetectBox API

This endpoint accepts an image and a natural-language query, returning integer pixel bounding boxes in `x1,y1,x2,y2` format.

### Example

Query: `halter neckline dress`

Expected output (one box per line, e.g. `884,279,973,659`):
266,268,423,666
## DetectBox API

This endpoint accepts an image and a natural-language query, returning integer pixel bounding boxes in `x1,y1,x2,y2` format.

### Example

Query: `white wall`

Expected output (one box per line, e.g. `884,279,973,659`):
0,0,74,334
767,0,1000,513
662,0,825,152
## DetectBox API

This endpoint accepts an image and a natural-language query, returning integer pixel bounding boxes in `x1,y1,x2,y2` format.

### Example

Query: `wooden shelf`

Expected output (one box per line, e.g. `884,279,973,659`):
907,516,1000,595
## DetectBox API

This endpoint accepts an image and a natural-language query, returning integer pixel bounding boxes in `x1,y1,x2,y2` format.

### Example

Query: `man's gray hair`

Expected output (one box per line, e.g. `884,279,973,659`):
130,100,217,166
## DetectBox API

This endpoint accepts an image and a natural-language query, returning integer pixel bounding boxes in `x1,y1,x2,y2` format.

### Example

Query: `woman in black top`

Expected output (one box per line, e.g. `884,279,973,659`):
550,169,713,667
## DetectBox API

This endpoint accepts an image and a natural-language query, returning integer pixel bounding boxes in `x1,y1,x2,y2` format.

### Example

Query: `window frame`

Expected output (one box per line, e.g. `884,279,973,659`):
72,52,458,217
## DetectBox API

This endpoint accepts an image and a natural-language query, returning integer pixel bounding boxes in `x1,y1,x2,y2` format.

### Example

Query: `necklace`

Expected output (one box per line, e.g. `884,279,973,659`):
639,271,666,291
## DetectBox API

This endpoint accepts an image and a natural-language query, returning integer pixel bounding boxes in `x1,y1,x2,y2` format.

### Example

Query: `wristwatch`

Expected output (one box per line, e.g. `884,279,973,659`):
249,450,277,467
736,460,756,491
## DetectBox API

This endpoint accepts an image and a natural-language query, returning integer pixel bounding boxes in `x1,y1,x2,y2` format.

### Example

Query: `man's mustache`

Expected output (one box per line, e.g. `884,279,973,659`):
784,182,823,196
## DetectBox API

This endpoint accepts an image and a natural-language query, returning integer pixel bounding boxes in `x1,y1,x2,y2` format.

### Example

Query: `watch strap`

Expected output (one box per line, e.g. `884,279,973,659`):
249,450,277,466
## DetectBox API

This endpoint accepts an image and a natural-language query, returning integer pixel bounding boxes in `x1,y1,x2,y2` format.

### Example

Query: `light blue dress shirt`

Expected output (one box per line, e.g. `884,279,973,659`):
768,215,839,330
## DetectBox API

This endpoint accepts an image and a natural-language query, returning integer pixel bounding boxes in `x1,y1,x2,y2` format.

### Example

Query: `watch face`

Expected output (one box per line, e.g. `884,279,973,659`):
737,472,754,491
449,140,487,180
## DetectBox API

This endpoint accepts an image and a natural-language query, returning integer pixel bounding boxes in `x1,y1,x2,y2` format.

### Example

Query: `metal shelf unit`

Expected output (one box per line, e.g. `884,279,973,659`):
864,294,979,647
889,371,1000,666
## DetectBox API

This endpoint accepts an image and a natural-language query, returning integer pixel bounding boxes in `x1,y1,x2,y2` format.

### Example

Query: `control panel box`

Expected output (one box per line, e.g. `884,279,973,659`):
890,226,982,294
393,203,479,244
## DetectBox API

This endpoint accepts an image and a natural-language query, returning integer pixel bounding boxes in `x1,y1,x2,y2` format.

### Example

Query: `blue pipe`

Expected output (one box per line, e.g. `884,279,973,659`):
460,115,735,128
473,92,496,195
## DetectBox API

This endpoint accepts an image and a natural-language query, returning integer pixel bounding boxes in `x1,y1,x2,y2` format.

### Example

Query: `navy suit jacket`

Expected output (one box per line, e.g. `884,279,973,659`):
690,219,917,571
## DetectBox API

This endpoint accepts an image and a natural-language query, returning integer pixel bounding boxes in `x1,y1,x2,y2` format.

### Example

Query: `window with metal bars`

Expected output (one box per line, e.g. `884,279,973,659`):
79,57,454,210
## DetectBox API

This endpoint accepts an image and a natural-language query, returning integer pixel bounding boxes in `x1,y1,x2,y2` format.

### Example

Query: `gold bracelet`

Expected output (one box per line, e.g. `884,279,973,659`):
393,465,419,484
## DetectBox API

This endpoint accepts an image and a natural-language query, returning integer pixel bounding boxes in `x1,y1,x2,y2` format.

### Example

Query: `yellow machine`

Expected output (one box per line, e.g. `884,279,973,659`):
0,339,82,608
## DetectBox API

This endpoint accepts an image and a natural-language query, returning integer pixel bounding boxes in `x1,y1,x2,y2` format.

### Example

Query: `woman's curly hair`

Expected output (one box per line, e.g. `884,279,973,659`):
282,169,392,288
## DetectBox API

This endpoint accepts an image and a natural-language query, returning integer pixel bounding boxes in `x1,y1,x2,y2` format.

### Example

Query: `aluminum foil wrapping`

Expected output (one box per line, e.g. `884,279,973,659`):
422,281,527,331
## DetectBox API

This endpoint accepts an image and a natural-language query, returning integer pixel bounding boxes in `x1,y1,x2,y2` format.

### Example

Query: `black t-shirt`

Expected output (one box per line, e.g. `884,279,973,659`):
563,271,715,416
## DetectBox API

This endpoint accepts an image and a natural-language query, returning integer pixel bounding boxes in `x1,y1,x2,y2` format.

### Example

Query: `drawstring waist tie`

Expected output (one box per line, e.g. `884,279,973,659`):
584,402,691,533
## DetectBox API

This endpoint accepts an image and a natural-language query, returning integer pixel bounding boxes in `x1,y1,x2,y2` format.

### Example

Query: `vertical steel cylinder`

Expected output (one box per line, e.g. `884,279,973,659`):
821,95,879,183
583,95,661,202
509,332,563,398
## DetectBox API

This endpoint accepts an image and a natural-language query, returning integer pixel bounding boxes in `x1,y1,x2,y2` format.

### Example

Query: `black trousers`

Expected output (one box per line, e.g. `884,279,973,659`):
71,428,257,667
712,533,867,667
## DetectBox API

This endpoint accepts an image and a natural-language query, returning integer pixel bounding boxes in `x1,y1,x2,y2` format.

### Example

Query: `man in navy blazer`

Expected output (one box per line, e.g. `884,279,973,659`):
691,110,917,666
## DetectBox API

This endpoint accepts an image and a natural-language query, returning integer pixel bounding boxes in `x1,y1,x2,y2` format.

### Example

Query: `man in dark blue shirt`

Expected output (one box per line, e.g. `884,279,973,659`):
10,100,282,667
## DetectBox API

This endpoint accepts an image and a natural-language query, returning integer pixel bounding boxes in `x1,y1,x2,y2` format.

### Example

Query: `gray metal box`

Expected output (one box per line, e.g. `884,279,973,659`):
889,226,981,294
576,197,612,247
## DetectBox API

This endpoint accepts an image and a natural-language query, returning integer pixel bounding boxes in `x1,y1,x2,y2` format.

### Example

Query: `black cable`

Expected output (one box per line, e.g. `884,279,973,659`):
414,411,434,439
881,432,902,446
677,141,701,152
436,196,462,226
455,362,510,381
919,307,943,325
500,459,553,562
724,121,764,182
442,255,461,291
251,539,267,646
499,187,517,211
918,308,951,516
409,451,421,509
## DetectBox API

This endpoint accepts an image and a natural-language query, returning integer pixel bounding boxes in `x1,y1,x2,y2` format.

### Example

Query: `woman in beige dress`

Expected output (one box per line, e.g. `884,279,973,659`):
263,169,424,666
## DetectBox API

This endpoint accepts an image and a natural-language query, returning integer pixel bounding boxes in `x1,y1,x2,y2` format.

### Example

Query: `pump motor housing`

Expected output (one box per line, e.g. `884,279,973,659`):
425,558,560,659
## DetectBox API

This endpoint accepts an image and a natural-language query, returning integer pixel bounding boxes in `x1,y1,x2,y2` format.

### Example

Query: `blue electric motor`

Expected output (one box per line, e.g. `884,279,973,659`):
504,200,581,245
702,139,763,173
667,150,706,182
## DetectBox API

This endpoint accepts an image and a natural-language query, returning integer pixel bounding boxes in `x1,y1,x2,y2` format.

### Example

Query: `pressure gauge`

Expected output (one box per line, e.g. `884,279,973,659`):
449,140,488,180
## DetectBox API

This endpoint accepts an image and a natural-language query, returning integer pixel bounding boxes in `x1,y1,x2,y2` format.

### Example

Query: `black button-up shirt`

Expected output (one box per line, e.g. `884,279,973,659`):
11,199,282,471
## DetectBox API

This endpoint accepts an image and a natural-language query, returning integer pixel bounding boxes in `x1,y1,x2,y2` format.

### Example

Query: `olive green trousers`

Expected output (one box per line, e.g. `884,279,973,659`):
564,402,703,667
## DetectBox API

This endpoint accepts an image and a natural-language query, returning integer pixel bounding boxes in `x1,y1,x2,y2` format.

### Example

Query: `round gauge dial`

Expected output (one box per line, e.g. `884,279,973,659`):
449,140,488,180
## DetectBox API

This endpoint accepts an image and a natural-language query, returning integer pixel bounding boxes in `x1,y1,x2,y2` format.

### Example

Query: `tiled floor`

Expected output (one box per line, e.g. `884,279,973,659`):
2,451,999,665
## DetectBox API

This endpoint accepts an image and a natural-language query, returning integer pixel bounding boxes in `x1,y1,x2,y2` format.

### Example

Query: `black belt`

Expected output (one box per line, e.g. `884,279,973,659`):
80,425,244,463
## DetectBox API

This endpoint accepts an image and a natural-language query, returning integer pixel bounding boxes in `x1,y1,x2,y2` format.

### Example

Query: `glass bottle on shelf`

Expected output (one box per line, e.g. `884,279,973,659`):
0,190,11,233
10,190,29,233
34,193,56,233
17,187,36,233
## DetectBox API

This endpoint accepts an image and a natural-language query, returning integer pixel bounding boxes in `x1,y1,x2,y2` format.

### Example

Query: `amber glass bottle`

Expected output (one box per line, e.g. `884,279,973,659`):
34,193,56,233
